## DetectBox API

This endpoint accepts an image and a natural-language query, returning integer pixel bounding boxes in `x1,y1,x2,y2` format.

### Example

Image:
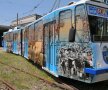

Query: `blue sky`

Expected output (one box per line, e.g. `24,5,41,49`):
0,0,79,25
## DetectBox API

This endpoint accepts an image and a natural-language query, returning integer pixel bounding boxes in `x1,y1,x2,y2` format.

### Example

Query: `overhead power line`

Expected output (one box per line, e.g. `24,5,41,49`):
1,17,16,24
53,0,61,10
49,0,61,13
57,0,61,8
1,0,44,25
49,0,58,13
22,0,44,15
2,0,61,25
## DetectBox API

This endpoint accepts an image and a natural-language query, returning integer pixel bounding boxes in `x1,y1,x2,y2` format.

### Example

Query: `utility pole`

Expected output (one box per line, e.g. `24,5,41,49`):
17,13,18,26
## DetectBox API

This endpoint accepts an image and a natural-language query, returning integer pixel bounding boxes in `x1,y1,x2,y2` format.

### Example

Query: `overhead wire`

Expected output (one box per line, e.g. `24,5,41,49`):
0,17,17,25
54,0,61,10
2,0,62,25
1,0,44,25
58,0,61,8
22,0,44,15
49,0,58,13
49,0,61,13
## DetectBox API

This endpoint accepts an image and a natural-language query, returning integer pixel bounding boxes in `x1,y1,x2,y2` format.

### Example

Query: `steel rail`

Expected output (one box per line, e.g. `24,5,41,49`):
0,61,78,90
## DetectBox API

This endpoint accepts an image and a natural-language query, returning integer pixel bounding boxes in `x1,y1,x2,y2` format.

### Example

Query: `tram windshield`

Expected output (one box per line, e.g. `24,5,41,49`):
87,5,108,41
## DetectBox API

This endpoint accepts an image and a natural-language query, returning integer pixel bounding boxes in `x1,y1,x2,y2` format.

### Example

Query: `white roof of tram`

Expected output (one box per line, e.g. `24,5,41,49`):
53,0,108,13
24,0,108,29
74,0,108,8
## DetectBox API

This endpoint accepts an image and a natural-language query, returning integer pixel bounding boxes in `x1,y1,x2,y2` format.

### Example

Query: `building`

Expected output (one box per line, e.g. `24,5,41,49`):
0,25,11,47
11,14,42,27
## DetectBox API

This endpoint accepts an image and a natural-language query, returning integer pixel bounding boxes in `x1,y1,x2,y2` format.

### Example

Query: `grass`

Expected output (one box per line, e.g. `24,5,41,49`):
0,49,57,90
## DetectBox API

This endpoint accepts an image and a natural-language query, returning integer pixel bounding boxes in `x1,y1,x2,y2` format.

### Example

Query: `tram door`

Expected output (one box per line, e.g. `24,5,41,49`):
44,21,57,74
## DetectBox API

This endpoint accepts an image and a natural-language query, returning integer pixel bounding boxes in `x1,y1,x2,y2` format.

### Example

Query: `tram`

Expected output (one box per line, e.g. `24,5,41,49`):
3,0,108,83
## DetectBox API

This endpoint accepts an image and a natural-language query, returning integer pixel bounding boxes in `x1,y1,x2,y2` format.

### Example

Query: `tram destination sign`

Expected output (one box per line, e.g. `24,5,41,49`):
87,5,108,18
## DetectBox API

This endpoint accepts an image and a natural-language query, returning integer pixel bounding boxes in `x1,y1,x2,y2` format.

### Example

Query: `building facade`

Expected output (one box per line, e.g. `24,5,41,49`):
11,14,41,27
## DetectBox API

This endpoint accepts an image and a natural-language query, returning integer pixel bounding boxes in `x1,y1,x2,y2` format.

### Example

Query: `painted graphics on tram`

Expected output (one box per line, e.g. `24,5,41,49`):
57,43,93,80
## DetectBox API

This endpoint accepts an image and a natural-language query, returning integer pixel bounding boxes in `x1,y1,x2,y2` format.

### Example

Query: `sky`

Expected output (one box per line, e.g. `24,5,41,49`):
0,0,79,25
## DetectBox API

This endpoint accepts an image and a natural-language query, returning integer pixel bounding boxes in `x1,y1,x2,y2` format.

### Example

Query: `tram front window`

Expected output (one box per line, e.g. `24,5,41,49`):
88,15,108,41
87,4,108,42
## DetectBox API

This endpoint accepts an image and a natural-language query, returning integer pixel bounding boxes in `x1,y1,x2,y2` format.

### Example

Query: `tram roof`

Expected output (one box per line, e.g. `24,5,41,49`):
74,0,108,8
24,0,108,29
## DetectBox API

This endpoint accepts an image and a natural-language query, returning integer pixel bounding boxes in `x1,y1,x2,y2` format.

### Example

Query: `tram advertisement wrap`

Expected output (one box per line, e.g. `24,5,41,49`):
57,43,93,81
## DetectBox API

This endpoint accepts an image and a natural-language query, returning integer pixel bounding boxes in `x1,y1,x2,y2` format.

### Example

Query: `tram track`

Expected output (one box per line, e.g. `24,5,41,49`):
0,61,78,90
0,79,16,90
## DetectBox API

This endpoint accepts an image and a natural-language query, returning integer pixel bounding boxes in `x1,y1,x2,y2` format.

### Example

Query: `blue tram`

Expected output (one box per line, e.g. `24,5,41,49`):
3,0,108,83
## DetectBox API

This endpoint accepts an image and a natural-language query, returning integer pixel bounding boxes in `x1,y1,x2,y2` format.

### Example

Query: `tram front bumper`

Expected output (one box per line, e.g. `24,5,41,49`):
84,68,108,75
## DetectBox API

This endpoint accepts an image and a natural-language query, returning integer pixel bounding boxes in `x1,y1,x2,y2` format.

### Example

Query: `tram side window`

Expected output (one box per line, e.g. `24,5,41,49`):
35,23,37,41
5,35,6,41
13,34,14,41
17,31,20,42
7,34,8,41
9,34,11,41
26,28,29,40
37,23,43,41
35,21,43,42
107,20,108,35
10,32,12,41
13,33,16,41
10,32,13,41
24,28,29,40
6,34,8,41
15,33,18,41
3,35,5,41
7,34,9,41
9,33,10,41
59,10,72,42
29,25,35,41
75,5,89,42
